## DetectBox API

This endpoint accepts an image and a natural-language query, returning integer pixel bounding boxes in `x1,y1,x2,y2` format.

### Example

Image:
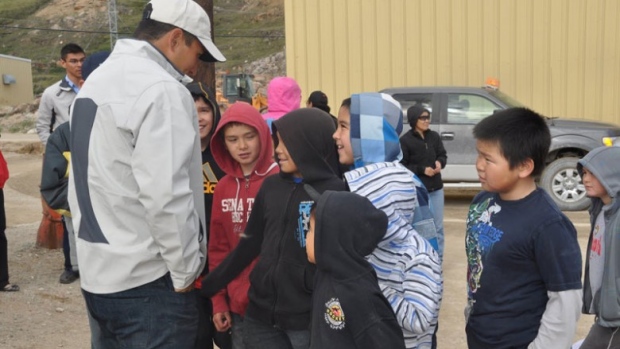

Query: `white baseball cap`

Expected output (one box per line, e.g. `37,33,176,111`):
144,0,226,62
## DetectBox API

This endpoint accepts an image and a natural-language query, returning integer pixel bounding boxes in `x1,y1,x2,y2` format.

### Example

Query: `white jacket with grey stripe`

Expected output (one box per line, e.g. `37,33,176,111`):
67,39,206,294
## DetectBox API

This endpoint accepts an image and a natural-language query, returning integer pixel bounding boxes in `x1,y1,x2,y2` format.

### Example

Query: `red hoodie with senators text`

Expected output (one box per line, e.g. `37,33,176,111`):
208,102,279,316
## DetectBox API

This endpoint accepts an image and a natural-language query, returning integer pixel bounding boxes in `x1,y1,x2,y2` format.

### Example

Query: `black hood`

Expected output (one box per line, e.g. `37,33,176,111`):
186,81,222,136
407,104,430,128
272,108,341,182
313,190,387,277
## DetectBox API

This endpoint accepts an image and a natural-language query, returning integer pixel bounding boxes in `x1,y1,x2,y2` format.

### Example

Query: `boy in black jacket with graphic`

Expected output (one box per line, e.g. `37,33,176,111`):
202,108,346,349
305,187,405,349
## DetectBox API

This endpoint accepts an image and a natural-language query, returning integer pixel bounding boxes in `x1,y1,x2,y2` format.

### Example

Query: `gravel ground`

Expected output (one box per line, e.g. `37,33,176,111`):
0,148,90,349
0,134,595,348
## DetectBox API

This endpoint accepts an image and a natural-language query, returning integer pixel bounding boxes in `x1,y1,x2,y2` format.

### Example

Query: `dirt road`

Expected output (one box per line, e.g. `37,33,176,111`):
0,140,90,349
0,134,594,348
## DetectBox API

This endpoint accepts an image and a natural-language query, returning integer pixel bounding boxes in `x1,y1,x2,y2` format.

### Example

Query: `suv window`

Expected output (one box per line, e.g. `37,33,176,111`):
392,93,433,114
447,94,500,124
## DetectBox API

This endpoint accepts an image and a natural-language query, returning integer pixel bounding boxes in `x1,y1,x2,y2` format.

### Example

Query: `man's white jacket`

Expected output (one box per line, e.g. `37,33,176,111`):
67,39,206,294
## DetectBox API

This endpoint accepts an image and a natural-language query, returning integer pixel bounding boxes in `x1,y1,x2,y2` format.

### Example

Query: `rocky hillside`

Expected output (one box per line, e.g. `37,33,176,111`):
0,0,287,133
0,50,287,135
0,0,285,93
0,100,39,135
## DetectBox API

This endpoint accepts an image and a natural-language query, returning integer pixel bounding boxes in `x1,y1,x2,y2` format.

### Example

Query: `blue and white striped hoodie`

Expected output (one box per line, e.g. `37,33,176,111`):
344,93,443,349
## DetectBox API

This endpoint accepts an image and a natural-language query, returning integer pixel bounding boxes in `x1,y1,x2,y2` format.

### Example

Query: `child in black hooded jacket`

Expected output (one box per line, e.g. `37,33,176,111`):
202,108,346,349
305,187,406,349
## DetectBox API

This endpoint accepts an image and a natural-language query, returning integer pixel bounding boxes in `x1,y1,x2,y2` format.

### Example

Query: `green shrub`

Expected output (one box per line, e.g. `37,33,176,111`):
8,119,35,133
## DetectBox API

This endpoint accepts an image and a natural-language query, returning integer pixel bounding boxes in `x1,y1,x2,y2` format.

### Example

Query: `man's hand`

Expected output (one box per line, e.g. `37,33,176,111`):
174,284,195,293
213,311,232,332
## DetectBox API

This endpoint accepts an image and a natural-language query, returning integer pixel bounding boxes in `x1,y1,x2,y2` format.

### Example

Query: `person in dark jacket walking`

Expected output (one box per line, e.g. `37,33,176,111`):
399,105,447,260
202,108,346,349
304,187,405,349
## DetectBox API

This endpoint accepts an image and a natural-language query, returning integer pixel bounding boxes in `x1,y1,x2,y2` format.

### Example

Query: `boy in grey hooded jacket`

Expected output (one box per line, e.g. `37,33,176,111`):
577,146,620,348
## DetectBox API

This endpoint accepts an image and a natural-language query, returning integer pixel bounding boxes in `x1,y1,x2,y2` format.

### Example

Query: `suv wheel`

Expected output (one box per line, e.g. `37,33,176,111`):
540,157,590,211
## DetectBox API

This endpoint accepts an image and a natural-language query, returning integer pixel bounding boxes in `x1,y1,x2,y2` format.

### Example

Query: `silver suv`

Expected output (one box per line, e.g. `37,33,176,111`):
382,86,620,211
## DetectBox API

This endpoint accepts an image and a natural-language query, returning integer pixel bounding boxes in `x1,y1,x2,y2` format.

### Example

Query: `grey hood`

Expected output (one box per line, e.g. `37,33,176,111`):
578,146,620,326
578,146,620,202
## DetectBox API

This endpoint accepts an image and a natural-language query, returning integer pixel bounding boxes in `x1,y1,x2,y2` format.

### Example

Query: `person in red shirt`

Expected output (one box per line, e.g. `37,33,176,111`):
208,102,278,348
0,149,18,292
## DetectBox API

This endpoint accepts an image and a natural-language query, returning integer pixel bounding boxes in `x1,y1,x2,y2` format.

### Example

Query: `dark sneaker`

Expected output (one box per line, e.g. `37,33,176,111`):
59,270,80,284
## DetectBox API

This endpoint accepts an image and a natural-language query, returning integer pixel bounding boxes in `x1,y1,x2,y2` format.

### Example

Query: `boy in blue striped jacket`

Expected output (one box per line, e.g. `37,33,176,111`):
332,93,442,349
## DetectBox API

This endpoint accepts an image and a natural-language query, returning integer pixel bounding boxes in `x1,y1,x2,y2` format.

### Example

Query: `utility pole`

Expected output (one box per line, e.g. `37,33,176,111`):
194,0,216,91
108,0,119,50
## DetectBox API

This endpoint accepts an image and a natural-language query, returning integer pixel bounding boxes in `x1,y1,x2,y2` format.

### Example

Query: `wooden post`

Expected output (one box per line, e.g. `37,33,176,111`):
194,0,216,90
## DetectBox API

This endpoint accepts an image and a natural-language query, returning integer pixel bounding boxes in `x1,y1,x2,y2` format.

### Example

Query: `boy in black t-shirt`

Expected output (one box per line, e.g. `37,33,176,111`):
465,107,583,349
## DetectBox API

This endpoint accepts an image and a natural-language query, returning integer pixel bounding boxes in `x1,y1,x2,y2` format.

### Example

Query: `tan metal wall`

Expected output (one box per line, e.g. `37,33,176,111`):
285,0,620,124
0,54,34,106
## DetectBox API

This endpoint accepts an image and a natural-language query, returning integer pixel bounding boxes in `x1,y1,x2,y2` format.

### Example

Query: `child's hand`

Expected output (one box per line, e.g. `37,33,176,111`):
213,311,232,331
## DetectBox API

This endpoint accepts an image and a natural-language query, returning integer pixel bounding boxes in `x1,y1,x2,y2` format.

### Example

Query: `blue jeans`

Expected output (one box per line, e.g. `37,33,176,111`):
231,313,246,349
581,322,620,349
428,189,444,348
83,273,198,349
242,315,309,349
61,216,78,271
194,289,232,349
429,189,445,259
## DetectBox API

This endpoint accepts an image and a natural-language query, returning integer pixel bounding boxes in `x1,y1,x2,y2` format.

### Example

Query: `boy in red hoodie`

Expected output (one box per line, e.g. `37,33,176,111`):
208,102,279,348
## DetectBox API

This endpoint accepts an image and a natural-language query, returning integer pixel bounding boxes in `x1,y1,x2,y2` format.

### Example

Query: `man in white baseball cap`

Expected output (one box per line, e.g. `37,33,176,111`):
68,0,226,348
143,0,226,63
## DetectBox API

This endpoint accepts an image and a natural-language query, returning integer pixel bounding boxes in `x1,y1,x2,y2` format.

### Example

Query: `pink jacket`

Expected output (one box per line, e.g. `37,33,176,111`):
262,77,301,122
